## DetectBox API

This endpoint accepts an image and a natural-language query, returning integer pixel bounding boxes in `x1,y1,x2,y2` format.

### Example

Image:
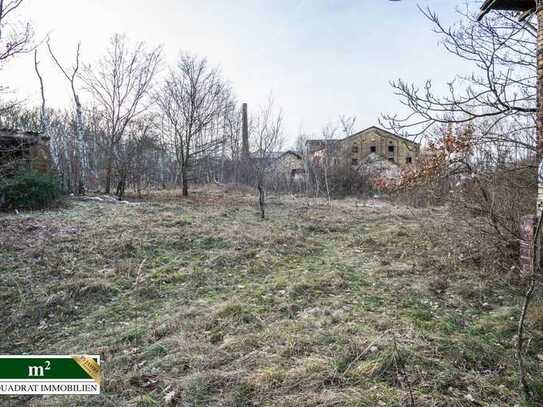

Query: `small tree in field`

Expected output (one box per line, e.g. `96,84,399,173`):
250,98,283,219
156,53,228,197
83,34,161,194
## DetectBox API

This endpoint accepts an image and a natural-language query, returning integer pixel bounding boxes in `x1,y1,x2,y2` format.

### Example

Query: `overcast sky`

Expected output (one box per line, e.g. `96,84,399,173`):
2,0,473,147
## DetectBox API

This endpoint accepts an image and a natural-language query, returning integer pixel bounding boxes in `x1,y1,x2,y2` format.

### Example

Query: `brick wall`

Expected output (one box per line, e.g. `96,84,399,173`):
345,129,419,166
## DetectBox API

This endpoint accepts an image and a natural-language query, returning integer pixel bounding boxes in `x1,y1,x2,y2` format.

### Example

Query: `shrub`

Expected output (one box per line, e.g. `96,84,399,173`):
380,160,536,273
0,171,61,210
451,163,536,240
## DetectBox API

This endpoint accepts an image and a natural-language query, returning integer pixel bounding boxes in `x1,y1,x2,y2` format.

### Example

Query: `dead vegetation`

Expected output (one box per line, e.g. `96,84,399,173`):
1,186,542,406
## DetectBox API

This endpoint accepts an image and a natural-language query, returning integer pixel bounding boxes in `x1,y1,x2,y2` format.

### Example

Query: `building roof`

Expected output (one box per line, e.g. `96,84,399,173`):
278,150,302,160
305,126,419,152
478,0,535,21
0,128,48,145
343,126,419,146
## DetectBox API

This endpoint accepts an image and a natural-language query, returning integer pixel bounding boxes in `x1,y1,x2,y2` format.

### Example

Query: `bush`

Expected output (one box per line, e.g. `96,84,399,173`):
383,160,537,273
0,171,61,210
451,163,536,240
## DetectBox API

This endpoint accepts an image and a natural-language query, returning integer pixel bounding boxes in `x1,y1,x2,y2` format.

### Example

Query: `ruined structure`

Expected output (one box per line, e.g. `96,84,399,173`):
267,150,305,183
304,126,420,183
307,126,420,170
0,129,52,176
270,151,304,176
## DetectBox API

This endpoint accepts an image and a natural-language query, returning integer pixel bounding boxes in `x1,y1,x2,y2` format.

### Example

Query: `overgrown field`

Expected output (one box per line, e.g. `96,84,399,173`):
1,188,542,406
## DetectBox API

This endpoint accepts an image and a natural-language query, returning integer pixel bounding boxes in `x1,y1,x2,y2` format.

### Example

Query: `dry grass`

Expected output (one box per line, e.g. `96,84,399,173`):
1,185,542,406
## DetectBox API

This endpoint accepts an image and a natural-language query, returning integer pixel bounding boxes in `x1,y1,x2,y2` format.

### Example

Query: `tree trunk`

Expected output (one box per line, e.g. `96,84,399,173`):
78,178,85,195
105,155,113,194
537,6,543,216
75,96,87,194
181,166,188,197
323,162,331,206
257,174,265,220
116,176,126,201
242,103,249,158
241,103,250,184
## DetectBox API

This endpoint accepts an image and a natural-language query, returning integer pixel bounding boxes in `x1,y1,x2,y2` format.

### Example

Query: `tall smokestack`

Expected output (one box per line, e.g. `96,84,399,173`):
242,103,249,158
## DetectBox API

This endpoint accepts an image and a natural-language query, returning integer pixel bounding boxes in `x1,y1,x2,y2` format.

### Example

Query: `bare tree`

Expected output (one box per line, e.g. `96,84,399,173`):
294,132,308,155
0,0,32,109
83,33,161,194
155,53,228,197
339,114,356,137
114,113,158,200
378,3,541,251
379,6,543,403
46,40,88,193
319,123,340,206
222,99,242,183
381,5,536,156
250,97,284,219
0,0,33,183
33,49,45,133
0,0,32,65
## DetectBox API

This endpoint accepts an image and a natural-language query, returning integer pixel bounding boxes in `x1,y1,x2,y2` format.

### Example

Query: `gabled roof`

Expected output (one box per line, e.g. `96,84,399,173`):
278,150,302,160
343,126,419,146
305,126,419,151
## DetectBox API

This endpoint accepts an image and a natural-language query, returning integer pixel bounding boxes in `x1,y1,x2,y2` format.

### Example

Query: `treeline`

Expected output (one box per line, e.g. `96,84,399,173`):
1,35,285,198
